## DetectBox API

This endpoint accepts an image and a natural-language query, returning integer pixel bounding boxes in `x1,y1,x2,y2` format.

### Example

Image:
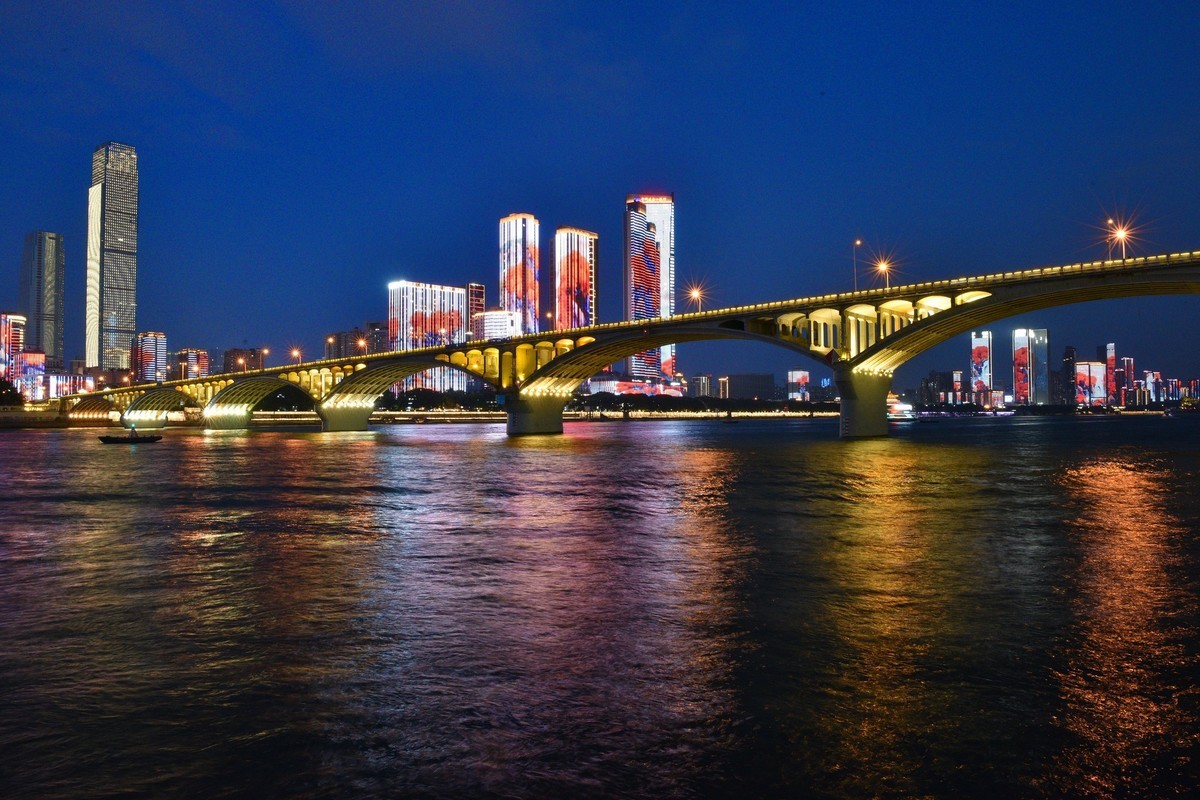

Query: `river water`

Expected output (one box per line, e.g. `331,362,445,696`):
1,416,1198,798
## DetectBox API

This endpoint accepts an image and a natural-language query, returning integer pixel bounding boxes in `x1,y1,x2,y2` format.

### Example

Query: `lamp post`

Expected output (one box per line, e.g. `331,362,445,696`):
291,348,302,365
853,239,862,291
357,338,367,354
876,259,891,290
237,357,246,372
690,287,704,313
1107,218,1129,260
261,347,269,368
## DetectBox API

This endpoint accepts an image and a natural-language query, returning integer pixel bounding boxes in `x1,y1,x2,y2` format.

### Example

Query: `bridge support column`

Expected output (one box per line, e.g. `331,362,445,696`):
835,368,893,439
317,404,374,432
505,394,567,436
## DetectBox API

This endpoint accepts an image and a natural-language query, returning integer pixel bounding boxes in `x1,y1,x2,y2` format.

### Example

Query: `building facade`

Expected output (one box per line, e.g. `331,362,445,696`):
0,312,26,382
969,331,992,393
1012,328,1049,405
554,227,598,330
472,309,522,341
223,348,266,373
624,200,662,379
86,141,139,370
467,283,486,322
132,332,168,383
175,348,210,380
499,213,539,335
20,231,65,369
624,194,675,378
786,370,811,401
388,280,468,392
325,329,367,359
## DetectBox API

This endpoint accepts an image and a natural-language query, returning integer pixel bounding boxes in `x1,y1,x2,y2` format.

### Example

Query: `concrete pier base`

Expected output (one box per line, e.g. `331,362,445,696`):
505,394,567,436
317,405,374,432
834,368,893,439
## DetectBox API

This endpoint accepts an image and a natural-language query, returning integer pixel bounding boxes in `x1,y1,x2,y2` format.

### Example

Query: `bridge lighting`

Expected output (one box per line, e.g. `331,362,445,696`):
237,357,246,371
357,338,367,351
876,259,891,289
853,239,862,291
291,348,302,364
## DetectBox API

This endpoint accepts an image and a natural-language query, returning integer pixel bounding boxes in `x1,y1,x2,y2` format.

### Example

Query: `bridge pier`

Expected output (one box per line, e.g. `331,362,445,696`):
835,368,893,438
318,404,374,432
505,394,567,436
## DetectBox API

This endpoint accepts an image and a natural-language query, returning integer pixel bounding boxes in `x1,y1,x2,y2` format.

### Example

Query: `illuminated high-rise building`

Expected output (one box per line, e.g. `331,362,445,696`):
20,232,65,369
467,282,486,321
1075,361,1107,406
388,280,467,392
364,321,388,354
969,331,992,393
624,194,675,378
554,227,598,330
132,331,168,383
472,309,522,341
86,142,138,369
499,213,539,335
175,348,210,379
0,312,27,382
624,201,662,379
1012,328,1049,405
1100,343,1117,404
786,370,810,401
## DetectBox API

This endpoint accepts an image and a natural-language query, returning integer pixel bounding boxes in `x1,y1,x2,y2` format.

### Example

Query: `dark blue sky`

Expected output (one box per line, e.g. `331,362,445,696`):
3,1,1199,389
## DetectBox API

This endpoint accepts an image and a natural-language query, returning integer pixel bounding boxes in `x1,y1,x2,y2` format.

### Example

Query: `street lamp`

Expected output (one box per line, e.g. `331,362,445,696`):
291,348,302,365
357,338,367,353
237,357,246,372
853,239,862,291
690,287,704,312
876,259,891,289
1107,218,1129,260
262,347,269,367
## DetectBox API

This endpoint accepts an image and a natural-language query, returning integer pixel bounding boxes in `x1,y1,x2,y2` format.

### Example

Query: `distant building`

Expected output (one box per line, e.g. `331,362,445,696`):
1074,361,1107,406
132,332,168,383
689,374,714,398
969,331,992,393
324,328,366,359
624,194,675,379
388,279,467,392
14,350,45,400
364,320,388,353
1099,343,1117,404
86,141,138,370
467,283,486,321
554,227,598,330
223,347,266,373
1056,345,1077,405
0,312,26,382
472,309,522,341
1012,328,1049,405
20,231,65,369
175,348,210,380
786,370,810,400
723,373,776,400
499,213,540,335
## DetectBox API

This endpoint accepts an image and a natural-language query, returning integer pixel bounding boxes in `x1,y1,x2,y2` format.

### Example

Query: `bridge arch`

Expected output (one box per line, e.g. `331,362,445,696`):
317,359,499,431
67,395,119,423
205,376,300,429
122,387,203,429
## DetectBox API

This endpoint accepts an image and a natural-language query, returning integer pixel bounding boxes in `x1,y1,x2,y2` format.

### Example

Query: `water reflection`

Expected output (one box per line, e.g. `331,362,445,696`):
1048,458,1195,797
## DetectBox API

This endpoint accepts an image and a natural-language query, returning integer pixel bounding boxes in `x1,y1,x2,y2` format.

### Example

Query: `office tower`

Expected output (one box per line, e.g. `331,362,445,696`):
0,312,27,382
324,328,366,359
1120,356,1135,404
786,370,810,401
1012,328,1049,404
499,213,539,335
364,321,388,353
625,194,675,378
20,232,65,369
969,331,992,393
86,142,139,369
553,227,598,330
624,201,662,379
472,309,522,341
175,348,210,379
689,374,714,398
467,283,486,321
1143,371,1162,403
132,332,168,383
1099,343,1117,404
1057,345,1077,405
388,280,467,392
1075,361,1107,406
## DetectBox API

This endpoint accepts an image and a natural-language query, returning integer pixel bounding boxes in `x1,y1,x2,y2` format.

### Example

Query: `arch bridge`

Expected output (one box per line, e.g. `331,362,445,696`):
60,249,1200,437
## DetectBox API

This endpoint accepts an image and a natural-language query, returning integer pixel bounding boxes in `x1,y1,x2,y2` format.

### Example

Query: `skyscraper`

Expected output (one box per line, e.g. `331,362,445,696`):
554,227,598,330
20,232,65,369
467,282,486,322
625,194,675,378
970,331,993,394
1013,328,1049,405
499,213,539,335
132,332,168,383
175,348,210,380
86,141,139,369
388,280,468,392
624,201,661,379
0,312,26,382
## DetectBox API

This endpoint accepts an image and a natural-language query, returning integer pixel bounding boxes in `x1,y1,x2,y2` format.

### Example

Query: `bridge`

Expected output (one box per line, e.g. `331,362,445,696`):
61,249,1200,438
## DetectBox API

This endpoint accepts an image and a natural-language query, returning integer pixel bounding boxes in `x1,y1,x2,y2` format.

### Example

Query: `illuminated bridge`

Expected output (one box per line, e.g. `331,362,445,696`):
61,249,1200,438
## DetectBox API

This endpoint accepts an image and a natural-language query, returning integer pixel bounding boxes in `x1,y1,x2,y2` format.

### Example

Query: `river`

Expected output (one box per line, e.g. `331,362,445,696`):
1,415,1197,798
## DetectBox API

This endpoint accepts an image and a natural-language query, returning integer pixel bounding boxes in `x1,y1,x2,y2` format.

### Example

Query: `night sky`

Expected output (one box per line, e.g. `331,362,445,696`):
3,1,1199,390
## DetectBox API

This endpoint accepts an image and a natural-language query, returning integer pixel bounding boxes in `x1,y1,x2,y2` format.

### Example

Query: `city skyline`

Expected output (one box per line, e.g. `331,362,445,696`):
2,4,1200,387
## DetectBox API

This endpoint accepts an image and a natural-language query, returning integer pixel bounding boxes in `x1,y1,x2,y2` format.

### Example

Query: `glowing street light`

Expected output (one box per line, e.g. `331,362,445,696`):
1107,217,1130,260
291,348,302,365
876,259,891,289
690,287,704,312
357,338,367,353
237,357,246,372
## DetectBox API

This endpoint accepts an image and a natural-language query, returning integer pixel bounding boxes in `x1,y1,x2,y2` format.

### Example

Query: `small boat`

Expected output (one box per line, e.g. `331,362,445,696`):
99,432,163,444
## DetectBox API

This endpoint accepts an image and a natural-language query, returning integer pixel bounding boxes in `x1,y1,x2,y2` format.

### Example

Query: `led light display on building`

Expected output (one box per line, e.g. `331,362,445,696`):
624,194,675,379
1012,328,1049,405
388,280,468,392
176,348,210,379
1104,343,1117,404
970,331,992,392
20,231,65,370
499,213,539,335
133,332,168,383
554,227,597,330
86,142,138,370
1075,362,1107,406
0,312,26,381
472,310,522,341
787,370,811,400
16,350,46,401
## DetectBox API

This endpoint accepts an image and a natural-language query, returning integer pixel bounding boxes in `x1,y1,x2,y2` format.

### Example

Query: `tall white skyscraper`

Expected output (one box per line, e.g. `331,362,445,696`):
624,194,675,378
554,227,597,330
20,231,65,370
86,141,138,369
499,213,540,335
387,279,468,392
